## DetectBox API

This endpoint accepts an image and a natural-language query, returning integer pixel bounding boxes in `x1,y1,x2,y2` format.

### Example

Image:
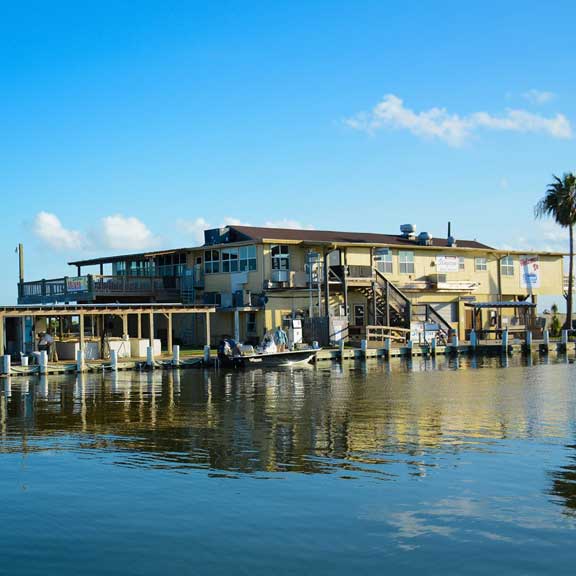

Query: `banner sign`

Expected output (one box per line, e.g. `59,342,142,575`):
435,256,459,273
520,255,540,289
66,276,88,293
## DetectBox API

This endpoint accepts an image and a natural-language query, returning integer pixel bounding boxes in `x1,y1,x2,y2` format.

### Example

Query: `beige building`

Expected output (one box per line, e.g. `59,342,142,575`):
19,224,567,347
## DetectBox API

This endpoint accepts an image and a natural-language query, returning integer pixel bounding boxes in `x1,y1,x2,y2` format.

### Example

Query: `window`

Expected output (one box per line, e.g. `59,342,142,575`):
157,253,187,277
204,250,220,274
374,248,393,274
246,312,257,335
458,256,465,271
221,248,239,273
501,256,514,276
271,245,290,270
475,257,487,271
239,245,257,272
399,251,415,274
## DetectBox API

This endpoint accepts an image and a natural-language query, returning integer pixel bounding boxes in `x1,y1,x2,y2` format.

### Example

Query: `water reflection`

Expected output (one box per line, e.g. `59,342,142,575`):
0,357,573,483
550,444,576,515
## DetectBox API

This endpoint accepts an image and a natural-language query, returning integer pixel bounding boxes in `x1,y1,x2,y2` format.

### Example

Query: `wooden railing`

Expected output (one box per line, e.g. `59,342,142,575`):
374,268,412,327
412,303,452,334
349,325,410,346
19,274,186,304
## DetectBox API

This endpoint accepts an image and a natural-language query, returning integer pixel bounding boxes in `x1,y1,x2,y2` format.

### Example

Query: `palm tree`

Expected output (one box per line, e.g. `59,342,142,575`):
535,173,576,330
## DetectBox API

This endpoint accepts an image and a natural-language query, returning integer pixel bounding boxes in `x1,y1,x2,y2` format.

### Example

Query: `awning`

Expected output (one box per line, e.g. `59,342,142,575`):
464,301,536,309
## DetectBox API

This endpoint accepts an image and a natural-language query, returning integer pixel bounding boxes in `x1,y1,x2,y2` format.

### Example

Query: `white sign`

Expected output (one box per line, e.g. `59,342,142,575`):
520,255,540,289
436,256,459,273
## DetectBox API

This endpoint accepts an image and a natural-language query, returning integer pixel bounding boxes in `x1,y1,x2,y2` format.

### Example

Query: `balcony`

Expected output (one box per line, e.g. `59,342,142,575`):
18,275,184,305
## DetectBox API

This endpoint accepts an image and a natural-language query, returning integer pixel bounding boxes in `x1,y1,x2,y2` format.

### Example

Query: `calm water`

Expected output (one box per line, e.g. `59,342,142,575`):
1,357,576,575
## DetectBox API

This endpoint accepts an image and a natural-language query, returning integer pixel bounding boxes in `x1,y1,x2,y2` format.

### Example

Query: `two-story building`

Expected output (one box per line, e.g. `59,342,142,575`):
18,223,566,346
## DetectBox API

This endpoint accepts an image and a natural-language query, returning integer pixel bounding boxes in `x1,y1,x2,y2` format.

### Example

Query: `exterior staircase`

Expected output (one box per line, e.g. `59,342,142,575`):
354,268,452,337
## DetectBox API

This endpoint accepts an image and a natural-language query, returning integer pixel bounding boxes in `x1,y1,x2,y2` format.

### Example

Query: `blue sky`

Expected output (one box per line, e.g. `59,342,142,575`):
1,0,575,303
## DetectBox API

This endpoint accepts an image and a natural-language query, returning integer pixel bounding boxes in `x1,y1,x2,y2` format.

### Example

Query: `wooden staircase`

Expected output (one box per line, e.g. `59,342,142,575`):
355,269,452,337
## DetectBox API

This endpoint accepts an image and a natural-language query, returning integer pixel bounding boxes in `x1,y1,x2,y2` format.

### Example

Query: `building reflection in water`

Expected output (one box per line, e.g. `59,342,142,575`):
0,357,574,482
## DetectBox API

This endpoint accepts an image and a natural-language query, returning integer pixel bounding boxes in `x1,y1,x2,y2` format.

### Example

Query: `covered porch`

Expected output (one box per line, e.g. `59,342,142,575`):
0,303,215,363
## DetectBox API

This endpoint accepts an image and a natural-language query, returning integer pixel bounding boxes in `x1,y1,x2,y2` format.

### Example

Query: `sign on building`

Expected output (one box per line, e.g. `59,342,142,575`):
435,256,459,273
520,255,540,289
66,277,88,293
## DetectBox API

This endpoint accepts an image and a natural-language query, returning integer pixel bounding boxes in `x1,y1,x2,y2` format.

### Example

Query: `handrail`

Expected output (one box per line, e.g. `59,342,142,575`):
373,269,411,305
372,268,412,326
424,304,452,333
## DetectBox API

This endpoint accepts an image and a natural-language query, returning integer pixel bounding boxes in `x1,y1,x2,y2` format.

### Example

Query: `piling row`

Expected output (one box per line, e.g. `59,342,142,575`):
1,329,575,377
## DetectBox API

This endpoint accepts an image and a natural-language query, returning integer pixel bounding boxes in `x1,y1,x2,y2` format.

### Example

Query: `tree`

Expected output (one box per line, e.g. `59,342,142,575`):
535,174,576,330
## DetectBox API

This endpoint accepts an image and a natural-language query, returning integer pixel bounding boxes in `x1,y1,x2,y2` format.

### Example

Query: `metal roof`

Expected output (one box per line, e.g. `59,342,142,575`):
227,225,494,250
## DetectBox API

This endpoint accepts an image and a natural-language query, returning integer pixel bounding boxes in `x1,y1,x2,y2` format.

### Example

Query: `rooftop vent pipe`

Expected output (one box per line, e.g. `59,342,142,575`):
447,221,456,247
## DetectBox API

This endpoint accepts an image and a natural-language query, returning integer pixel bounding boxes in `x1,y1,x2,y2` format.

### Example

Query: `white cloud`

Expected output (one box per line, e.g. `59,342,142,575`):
522,89,555,105
99,215,159,250
177,216,314,242
33,212,85,250
345,94,572,146
176,217,211,243
263,219,315,230
32,212,160,252
222,216,252,226
501,221,569,253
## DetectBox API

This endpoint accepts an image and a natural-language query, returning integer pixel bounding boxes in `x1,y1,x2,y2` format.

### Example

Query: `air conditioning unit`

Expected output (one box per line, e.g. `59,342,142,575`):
271,270,290,283
430,274,447,285
220,292,233,308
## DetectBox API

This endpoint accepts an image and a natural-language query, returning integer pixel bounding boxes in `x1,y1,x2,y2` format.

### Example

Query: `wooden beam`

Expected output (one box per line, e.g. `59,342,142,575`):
167,313,173,353
323,251,330,317
79,314,85,350
0,314,4,355
205,311,211,347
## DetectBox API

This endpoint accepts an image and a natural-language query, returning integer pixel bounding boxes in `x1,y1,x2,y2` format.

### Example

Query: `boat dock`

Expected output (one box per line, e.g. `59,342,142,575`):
1,333,574,377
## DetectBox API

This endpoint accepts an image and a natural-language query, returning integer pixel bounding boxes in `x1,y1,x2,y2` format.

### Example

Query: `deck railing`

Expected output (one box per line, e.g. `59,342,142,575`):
18,274,187,304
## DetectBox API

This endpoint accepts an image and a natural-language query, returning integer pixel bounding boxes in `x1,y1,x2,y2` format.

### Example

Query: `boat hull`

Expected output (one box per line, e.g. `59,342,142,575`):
218,349,320,368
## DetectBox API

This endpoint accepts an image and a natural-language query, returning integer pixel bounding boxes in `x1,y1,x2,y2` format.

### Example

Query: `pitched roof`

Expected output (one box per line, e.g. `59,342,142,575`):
228,225,494,250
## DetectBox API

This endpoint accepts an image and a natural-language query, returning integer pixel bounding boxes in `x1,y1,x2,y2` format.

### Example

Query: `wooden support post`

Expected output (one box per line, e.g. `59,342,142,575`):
385,282,390,328
149,313,154,347
137,313,142,339
0,314,4,356
122,315,128,338
233,310,240,343
79,314,85,350
205,312,211,347
372,282,377,325
323,251,330,317
167,313,173,354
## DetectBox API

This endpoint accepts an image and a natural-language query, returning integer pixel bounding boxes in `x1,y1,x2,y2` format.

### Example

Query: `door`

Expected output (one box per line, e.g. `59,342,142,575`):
353,304,365,326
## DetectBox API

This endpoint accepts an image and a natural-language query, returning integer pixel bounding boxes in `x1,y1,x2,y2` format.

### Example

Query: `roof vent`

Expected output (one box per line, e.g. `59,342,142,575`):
400,224,417,239
418,231,433,246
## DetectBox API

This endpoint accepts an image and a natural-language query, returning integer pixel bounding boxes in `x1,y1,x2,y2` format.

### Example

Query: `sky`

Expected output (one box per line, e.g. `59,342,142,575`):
1,0,575,305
